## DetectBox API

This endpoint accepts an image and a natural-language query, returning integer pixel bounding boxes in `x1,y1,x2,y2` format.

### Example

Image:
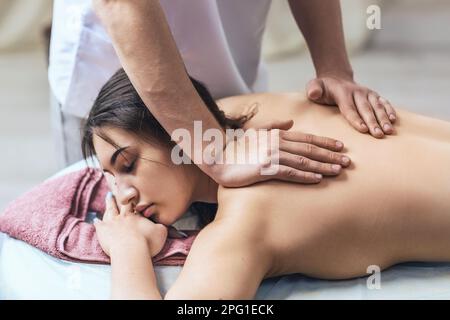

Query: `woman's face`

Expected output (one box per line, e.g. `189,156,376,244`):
93,126,197,226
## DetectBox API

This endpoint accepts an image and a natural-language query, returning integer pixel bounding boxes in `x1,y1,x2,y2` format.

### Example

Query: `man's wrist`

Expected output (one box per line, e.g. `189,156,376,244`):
198,161,223,184
195,132,233,184
316,67,354,81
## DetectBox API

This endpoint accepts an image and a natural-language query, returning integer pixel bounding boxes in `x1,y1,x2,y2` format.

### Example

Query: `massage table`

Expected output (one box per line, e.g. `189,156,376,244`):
1,160,450,299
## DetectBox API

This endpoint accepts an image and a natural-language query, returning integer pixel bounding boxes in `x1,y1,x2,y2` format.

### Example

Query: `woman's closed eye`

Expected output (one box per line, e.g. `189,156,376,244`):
122,159,136,173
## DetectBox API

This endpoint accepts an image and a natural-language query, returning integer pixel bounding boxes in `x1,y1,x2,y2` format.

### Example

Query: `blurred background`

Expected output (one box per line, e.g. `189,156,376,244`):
0,0,449,211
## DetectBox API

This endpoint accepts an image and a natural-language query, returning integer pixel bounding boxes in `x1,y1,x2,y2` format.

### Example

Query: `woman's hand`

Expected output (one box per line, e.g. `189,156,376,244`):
94,192,168,257
306,76,397,139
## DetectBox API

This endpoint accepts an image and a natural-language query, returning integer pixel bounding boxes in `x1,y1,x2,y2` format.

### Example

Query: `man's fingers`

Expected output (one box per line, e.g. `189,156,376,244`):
273,119,294,131
255,119,294,130
274,165,323,184
280,140,351,167
336,92,369,133
306,78,325,101
103,192,119,222
379,97,397,123
281,130,344,152
368,92,393,134
279,151,342,176
354,91,384,138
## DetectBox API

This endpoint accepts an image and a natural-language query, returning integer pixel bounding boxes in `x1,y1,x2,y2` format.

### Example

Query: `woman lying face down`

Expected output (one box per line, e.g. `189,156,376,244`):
82,69,239,229
83,68,450,299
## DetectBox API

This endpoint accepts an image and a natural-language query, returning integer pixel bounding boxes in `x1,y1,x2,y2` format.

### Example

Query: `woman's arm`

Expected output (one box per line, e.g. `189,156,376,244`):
109,239,162,300
106,217,270,300
96,190,272,299
107,219,269,300
96,186,275,300
165,210,273,300
94,193,168,300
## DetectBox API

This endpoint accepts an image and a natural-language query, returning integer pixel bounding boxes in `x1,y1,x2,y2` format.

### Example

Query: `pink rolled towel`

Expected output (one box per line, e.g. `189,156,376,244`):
0,167,199,266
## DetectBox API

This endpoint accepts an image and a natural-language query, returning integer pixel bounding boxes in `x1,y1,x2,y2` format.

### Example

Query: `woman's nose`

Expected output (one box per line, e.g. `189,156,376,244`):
115,183,138,206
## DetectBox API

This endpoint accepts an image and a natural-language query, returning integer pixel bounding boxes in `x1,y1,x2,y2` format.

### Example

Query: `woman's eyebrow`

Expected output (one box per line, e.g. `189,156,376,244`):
110,146,129,166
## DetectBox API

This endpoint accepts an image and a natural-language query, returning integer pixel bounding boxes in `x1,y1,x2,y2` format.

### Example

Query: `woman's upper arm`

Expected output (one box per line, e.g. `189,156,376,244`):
164,219,271,300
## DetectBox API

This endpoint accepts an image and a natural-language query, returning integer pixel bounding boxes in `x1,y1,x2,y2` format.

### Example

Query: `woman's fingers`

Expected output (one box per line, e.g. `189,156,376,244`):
279,151,342,176
354,91,384,138
368,92,394,134
103,192,119,222
280,130,344,152
119,202,135,216
280,140,351,167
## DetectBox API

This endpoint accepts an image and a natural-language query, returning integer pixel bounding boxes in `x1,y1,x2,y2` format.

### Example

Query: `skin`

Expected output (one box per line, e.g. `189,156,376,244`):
93,92,450,299
288,0,397,137
93,0,395,187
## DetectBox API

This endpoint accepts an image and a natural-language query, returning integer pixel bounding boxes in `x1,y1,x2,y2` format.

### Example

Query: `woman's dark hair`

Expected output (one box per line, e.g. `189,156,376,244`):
82,68,251,227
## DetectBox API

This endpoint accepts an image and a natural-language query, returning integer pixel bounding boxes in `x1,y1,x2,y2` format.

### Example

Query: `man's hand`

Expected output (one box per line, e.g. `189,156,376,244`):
306,76,397,139
287,0,397,138
212,119,351,187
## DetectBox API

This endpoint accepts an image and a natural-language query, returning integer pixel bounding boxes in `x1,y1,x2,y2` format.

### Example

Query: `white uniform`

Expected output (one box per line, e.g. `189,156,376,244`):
49,0,272,118
48,0,272,166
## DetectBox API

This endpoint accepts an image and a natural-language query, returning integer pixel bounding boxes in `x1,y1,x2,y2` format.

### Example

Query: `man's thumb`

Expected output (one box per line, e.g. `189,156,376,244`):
255,119,294,130
306,78,324,101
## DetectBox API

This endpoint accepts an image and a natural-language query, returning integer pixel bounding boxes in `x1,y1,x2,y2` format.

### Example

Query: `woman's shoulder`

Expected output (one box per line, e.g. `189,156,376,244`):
215,184,275,225
216,92,310,121
217,92,307,105
200,185,274,253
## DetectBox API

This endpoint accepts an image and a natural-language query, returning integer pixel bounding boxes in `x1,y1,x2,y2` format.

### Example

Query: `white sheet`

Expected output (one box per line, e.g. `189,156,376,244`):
2,160,450,299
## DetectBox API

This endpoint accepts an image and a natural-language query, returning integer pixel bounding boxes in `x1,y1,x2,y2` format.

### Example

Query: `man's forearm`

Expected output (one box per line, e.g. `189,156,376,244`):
110,240,162,300
93,0,225,173
288,0,353,79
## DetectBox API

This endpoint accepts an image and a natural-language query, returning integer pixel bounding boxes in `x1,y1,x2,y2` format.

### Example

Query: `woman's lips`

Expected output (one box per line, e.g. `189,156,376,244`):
143,203,156,218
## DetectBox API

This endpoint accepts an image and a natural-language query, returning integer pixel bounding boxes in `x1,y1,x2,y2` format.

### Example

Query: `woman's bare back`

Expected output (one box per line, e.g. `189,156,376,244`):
165,93,450,299
215,93,450,280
